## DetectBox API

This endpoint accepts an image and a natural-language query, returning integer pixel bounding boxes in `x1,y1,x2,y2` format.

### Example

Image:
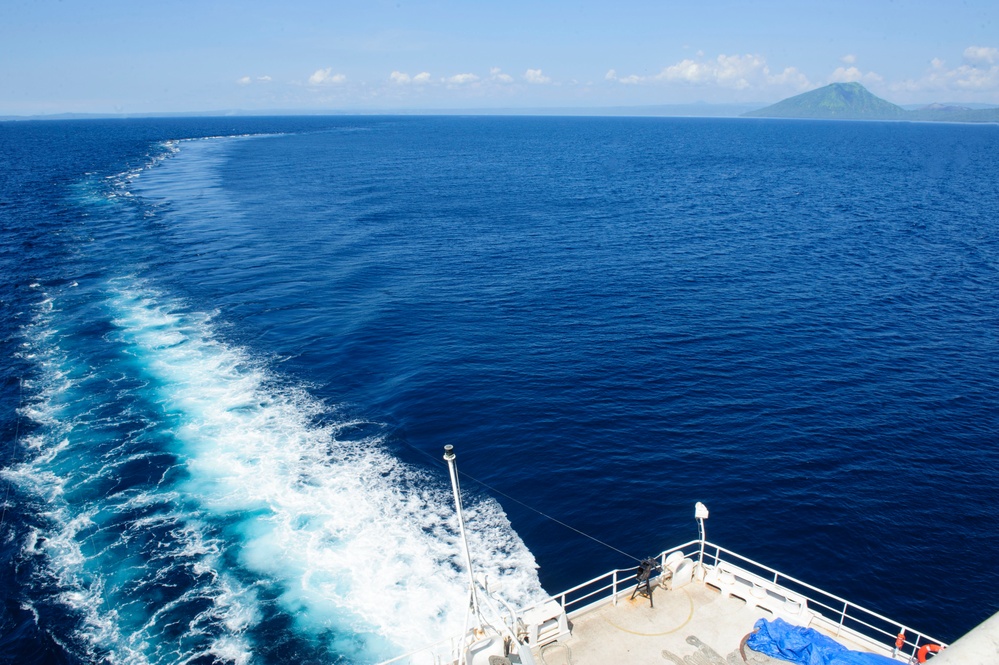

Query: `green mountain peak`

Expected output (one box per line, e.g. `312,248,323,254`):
742,82,906,120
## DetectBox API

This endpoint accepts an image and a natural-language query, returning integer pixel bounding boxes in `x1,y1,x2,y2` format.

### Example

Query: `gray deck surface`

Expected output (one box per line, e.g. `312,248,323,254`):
527,581,892,665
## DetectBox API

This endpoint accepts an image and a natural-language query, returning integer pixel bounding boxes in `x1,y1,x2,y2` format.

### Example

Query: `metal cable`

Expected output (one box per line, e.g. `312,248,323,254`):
400,440,642,563
540,640,574,665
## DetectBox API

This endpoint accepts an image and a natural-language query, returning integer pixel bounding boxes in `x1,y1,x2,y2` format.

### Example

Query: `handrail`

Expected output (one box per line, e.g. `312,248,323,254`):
699,542,947,659
520,539,701,618
375,633,455,665
376,538,945,664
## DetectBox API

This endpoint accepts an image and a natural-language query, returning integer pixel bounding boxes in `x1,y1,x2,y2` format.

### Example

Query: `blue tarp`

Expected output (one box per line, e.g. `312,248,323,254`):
746,618,899,665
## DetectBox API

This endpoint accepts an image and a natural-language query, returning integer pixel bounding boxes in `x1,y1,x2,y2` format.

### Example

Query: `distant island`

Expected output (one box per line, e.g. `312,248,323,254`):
742,82,999,123
3,84,997,122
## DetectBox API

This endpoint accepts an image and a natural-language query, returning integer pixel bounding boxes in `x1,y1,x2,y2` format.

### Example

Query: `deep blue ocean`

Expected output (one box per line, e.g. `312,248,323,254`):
1,116,997,664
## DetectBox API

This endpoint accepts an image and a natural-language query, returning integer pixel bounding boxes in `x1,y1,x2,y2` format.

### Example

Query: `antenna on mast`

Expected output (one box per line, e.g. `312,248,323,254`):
444,445,481,620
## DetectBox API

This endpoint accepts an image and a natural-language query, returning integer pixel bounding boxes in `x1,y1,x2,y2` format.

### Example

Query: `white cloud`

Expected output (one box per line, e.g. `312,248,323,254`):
829,66,862,82
606,54,811,98
309,68,347,85
841,54,857,65
891,46,999,98
829,66,883,85
238,75,272,86
391,71,432,85
964,46,999,66
605,68,642,84
647,54,810,91
447,73,479,84
657,59,703,83
490,67,514,83
524,68,551,84
660,54,762,88
769,67,811,89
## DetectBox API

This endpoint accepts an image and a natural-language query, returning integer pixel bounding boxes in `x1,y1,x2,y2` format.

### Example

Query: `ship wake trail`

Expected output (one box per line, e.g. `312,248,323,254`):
5,284,259,665
5,278,544,664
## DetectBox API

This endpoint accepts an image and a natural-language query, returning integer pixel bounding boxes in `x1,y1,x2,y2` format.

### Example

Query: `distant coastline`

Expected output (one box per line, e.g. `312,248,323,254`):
2,88,997,123
0,104,760,121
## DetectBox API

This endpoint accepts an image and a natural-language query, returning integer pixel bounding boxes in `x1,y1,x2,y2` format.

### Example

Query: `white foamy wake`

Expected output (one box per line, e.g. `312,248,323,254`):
10,280,544,663
6,133,546,664
7,285,260,665
105,279,545,660
73,133,262,212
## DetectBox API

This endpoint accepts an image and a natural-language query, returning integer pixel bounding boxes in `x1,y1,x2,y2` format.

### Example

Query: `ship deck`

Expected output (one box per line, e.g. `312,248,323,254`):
375,539,946,665
513,539,944,665
529,579,888,665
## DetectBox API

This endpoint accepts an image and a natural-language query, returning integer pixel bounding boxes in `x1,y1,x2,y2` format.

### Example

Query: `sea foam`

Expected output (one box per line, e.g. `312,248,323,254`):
107,280,545,659
8,277,544,664
6,286,261,665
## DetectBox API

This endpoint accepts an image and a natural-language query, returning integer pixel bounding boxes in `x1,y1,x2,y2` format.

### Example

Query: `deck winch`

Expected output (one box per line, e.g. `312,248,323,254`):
630,558,662,606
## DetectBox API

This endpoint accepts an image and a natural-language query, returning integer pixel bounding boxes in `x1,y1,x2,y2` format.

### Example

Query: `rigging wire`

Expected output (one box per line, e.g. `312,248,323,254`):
399,439,643,564
455,466,642,564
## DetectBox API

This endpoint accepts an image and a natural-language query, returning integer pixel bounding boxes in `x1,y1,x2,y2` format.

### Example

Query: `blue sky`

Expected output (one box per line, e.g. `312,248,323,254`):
2,0,998,114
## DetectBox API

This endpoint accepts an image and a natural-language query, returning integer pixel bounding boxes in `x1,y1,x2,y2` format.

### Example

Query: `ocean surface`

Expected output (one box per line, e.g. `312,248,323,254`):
1,116,997,664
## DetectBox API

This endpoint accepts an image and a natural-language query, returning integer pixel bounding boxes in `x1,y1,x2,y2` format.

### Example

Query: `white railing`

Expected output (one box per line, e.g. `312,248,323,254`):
378,539,947,664
519,539,703,618
698,542,947,662
374,634,457,665
524,540,701,614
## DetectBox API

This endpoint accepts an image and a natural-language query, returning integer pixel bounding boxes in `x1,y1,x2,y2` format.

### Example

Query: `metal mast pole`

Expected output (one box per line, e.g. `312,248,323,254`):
695,502,709,569
444,445,480,620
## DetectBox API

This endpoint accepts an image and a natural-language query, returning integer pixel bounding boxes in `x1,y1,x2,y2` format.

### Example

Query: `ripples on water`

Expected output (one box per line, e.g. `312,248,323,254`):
1,117,997,663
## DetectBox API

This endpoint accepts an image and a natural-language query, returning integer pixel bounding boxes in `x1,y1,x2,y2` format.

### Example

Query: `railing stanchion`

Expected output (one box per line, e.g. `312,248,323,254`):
375,539,947,665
